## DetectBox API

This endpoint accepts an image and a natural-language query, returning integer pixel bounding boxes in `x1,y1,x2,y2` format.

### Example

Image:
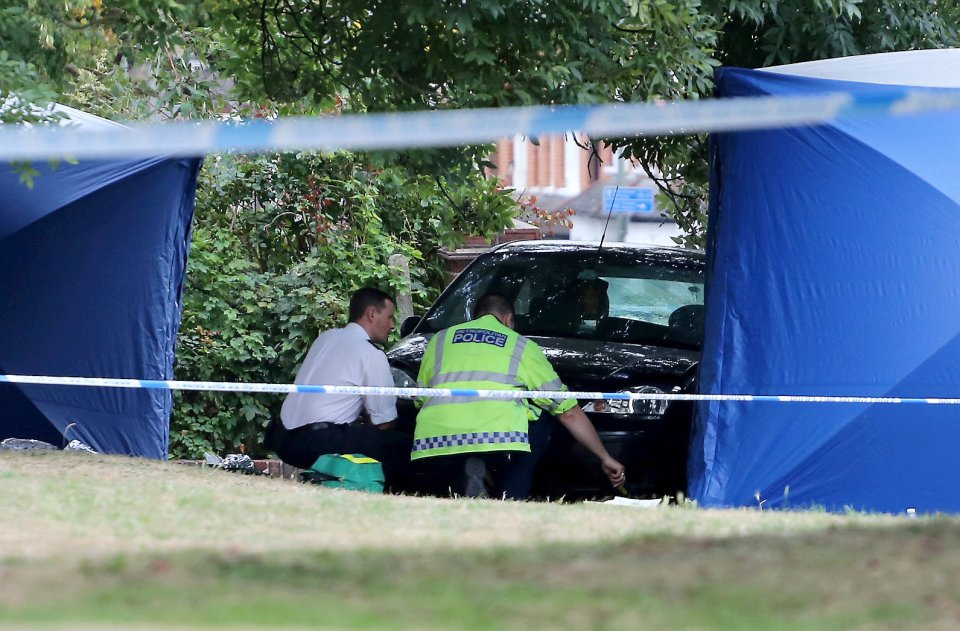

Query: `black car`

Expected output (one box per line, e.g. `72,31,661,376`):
388,240,705,499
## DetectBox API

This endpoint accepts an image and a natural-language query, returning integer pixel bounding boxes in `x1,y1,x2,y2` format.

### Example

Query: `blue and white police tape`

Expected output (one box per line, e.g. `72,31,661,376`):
5,88,960,161
3,374,960,405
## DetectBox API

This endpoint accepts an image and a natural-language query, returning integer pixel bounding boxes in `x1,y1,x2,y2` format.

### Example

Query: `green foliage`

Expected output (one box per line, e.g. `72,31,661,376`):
219,0,635,110
714,0,960,67
210,0,727,246
210,0,960,248
211,0,725,246
171,225,276,457
0,52,59,124
62,28,236,122
607,0,721,248
0,0,195,114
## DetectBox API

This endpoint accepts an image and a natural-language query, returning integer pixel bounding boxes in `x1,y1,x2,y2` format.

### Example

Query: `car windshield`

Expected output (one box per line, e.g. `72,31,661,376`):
421,247,706,350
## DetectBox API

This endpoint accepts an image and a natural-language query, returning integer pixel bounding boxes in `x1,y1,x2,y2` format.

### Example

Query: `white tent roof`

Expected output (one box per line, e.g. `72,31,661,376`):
53,103,125,129
761,48,960,87
0,100,124,129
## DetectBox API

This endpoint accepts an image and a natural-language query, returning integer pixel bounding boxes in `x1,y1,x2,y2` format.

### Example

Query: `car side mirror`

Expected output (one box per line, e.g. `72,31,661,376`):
399,315,421,337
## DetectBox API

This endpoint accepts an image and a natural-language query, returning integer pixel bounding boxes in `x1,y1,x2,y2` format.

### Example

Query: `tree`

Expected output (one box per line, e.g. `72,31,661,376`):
211,0,960,247
712,0,960,68
0,0,200,119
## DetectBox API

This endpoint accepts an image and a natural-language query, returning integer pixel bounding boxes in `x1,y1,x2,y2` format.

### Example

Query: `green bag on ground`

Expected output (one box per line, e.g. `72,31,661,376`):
301,454,384,493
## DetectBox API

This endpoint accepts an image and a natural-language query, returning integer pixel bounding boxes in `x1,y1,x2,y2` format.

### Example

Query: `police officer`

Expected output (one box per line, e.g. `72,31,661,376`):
412,292,626,499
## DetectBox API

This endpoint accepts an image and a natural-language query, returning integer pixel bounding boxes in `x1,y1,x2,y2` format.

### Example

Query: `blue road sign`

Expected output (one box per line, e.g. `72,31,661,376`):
603,186,655,213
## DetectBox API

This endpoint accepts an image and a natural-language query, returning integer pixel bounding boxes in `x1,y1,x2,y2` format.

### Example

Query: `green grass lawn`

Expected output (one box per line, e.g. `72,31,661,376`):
1,451,957,630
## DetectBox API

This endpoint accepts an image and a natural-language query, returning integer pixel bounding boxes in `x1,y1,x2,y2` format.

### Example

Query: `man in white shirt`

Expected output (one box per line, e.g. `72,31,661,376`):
270,288,411,488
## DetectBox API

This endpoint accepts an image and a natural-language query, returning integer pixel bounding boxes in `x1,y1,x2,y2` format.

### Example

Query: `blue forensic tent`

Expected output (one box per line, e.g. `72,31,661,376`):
0,105,201,458
690,49,960,514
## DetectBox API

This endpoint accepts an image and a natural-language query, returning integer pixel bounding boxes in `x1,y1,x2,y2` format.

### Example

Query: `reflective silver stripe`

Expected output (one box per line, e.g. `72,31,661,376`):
537,378,564,392
412,430,529,452
421,396,526,410
432,328,449,374
533,378,569,413
507,336,528,380
430,371,517,386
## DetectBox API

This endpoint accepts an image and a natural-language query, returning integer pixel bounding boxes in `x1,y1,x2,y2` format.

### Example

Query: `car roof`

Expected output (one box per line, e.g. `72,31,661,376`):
490,239,705,259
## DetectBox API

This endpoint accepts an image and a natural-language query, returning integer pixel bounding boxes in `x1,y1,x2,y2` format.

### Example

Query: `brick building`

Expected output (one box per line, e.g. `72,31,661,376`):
489,134,682,244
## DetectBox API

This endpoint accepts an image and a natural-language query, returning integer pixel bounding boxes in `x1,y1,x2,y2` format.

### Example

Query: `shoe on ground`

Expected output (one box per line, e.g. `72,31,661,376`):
464,457,489,499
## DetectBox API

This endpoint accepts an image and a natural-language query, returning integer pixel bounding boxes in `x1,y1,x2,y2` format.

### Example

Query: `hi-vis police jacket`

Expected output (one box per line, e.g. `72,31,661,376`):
412,314,577,460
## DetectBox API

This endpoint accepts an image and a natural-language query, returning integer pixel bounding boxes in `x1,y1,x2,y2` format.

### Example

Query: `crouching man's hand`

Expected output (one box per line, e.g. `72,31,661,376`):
602,457,626,489
557,405,626,490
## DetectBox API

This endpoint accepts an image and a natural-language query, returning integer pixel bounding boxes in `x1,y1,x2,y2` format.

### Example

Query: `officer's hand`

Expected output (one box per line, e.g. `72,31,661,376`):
602,457,626,489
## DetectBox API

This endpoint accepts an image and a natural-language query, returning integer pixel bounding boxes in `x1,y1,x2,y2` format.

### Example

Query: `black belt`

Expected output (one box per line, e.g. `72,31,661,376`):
289,421,342,433
291,416,375,431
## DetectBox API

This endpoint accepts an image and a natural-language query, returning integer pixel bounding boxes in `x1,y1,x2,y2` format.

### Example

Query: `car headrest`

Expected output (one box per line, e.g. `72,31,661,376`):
668,304,705,335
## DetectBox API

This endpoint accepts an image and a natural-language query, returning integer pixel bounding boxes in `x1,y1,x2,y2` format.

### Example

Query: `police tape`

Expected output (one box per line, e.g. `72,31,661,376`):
2,374,960,405
5,88,960,161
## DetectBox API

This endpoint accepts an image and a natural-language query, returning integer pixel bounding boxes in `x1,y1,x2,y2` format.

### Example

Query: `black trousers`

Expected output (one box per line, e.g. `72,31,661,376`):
413,451,519,499
272,421,412,491
412,415,558,500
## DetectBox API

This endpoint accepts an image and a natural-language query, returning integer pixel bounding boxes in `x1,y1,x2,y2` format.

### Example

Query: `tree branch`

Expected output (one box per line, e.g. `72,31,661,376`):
434,176,467,214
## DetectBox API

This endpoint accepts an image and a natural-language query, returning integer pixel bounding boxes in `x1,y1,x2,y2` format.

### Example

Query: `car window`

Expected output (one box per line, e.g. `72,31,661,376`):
603,277,703,325
422,249,705,349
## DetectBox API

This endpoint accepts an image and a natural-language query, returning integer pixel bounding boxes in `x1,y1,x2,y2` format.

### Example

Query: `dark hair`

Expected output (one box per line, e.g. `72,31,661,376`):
474,292,514,319
348,287,394,323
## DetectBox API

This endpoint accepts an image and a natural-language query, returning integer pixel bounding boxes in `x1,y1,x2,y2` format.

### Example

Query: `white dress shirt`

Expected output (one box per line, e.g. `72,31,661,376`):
280,322,398,428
